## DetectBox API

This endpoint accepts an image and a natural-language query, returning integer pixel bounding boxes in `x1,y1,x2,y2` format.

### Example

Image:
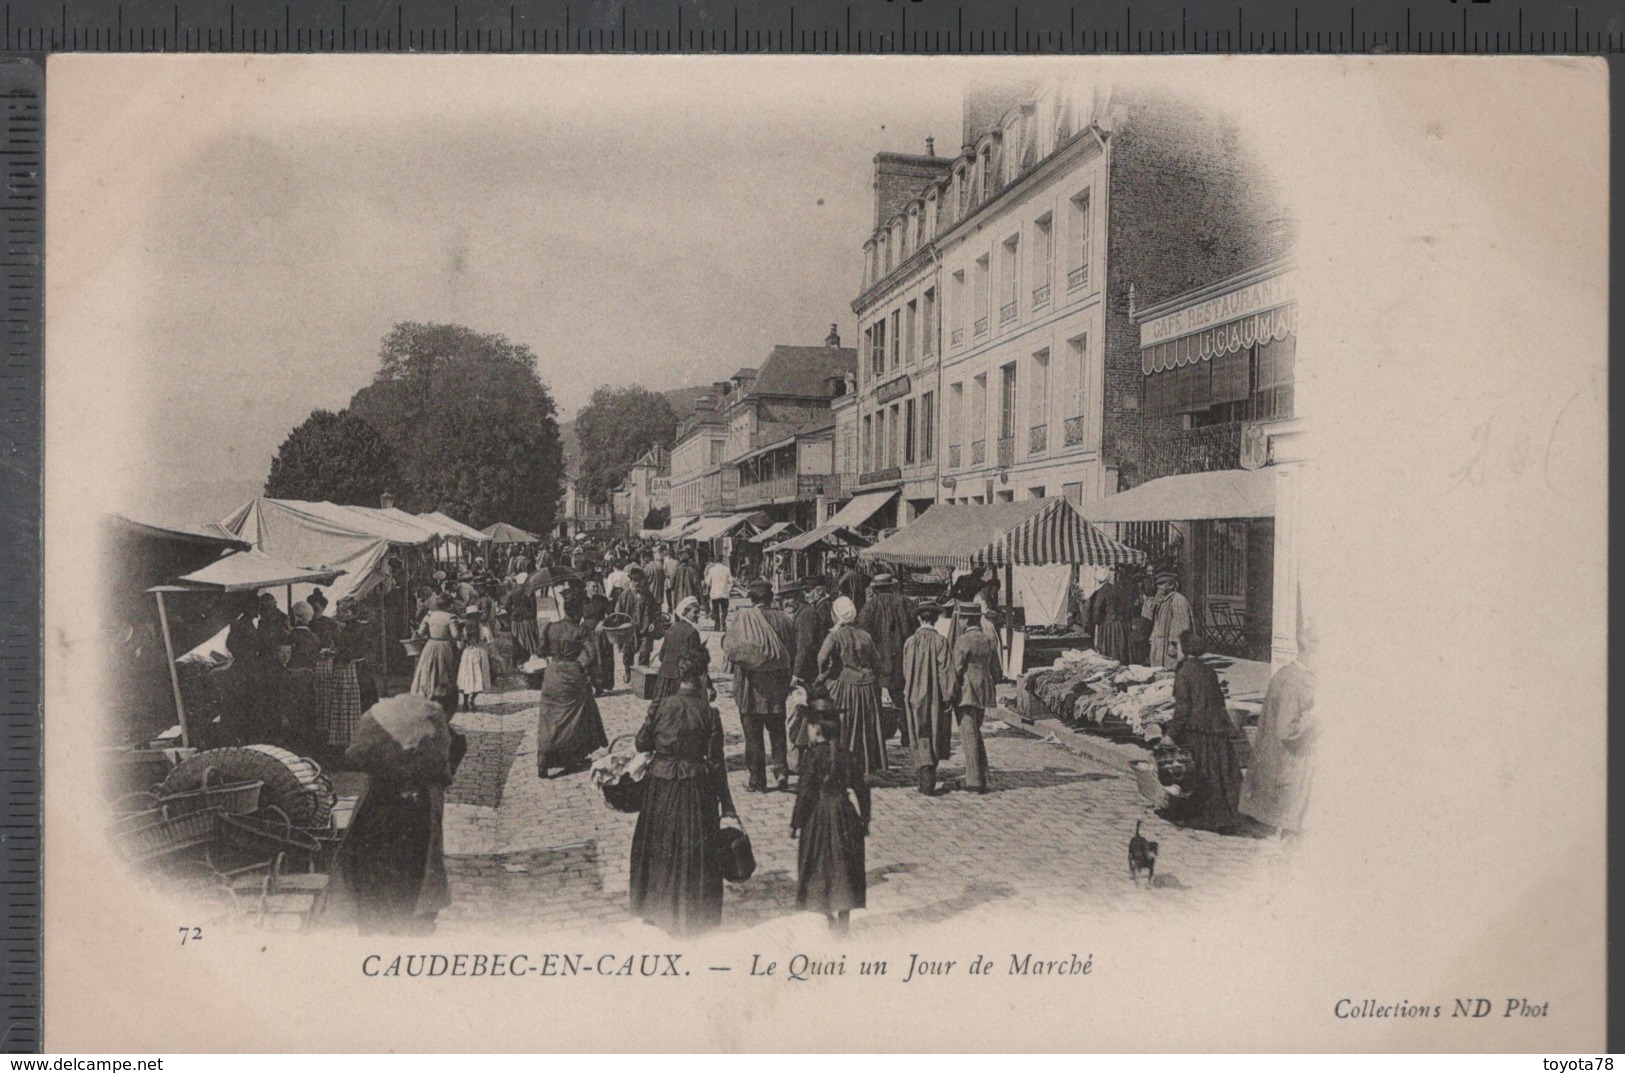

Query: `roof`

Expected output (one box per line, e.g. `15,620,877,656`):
860,498,1146,569
748,345,858,399
151,549,345,593
1080,468,1276,523
827,490,898,529
632,445,671,471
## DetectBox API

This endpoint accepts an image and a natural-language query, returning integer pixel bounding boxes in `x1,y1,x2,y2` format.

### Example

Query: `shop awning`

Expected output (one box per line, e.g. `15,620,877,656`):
417,511,490,542
683,511,761,543
768,524,866,554
149,550,345,593
749,521,799,544
1080,468,1276,523
826,490,897,530
860,497,1145,569
655,516,701,541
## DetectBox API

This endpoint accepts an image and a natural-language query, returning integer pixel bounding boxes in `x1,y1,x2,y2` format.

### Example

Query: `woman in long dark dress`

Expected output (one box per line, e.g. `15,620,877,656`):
580,586,617,695
343,684,466,935
1087,568,1136,665
534,597,609,777
651,596,711,702
814,596,888,777
792,713,870,935
1164,630,1243,833
628,665,738,936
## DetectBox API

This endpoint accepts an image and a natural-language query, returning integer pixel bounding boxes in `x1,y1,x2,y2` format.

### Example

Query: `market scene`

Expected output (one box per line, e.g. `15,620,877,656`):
100,78,1317,938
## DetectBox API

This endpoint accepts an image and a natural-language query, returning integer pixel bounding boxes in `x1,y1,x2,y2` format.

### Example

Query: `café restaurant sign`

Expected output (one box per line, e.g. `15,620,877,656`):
1140,268,1296,347
875,373,911,405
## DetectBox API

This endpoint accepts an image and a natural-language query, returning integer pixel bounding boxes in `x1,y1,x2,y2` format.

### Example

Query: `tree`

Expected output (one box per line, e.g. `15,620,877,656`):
573,385,678,503
643,505,670,531
264,409,401,505
348,322,564,533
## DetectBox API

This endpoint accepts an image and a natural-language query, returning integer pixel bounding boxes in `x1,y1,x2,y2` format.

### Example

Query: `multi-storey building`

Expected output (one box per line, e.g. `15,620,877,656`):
613,445,670,532
667,389,732,525
557,471,611,538
725,330,855,530
841,80,1278,530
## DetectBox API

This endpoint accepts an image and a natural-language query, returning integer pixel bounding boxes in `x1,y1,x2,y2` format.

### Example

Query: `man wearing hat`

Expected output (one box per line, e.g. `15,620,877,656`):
951,600,1002,793
903,603,955,795
1147,570,1194,669
615,565,659,683
729,579,796,792
857,570,914,745
792,576,834,689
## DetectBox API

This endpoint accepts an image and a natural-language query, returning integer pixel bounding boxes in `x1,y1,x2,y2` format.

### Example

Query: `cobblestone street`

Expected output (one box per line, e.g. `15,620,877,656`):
436,629,1269,937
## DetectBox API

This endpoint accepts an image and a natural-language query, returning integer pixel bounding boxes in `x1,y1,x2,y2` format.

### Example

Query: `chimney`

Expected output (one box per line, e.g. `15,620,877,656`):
925,136,935,156
825,323,841,348
380,491,395,510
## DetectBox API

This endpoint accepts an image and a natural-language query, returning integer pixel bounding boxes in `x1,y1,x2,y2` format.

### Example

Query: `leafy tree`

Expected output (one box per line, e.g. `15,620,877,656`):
573,386,678,503
643,505,670,531
264,409,401,505
348,322,564,533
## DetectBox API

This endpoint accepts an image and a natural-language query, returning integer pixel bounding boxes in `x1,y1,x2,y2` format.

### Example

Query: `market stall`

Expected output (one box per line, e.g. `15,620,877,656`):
859,497,1146,668
764,523,867,586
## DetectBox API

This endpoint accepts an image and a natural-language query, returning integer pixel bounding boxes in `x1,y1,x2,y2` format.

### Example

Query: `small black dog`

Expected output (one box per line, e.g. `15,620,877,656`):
1128,820,1158,884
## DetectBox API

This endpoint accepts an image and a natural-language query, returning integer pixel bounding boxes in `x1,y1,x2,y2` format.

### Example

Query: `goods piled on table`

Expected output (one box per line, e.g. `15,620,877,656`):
1022,649,1233,744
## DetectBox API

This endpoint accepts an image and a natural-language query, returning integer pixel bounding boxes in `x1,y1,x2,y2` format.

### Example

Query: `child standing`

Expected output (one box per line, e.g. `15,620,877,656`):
456,606,493,711
791,714,871,935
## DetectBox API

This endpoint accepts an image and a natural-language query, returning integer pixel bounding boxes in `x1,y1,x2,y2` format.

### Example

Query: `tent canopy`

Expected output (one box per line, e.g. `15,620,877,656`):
749,521,800,544
826,490,897,530
768,524,866,554
655,516,700,541
1079,468,1276,523
416,511,490,542
860,497,1146,569
218,497,422,604
683,511,763,543
150,549,345,593
482,521,540,543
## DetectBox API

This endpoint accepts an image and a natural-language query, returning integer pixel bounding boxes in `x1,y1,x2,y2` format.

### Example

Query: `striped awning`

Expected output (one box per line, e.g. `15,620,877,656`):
860,497,1146,569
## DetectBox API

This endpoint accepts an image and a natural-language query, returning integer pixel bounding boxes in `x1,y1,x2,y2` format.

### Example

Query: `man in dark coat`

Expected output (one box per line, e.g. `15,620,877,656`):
857,572,914,743
731,580,797,792
670,551,702,611
902,603,955,795
951,602,1002,794
615,566,660,682
792,577,835,686
838,558,869,615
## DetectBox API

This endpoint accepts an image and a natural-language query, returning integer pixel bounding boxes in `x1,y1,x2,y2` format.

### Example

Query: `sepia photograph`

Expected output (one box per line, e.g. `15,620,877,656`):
42,55,1606,1051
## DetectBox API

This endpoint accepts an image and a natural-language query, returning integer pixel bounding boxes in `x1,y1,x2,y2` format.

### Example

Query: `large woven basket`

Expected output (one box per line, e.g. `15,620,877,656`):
162,747,334,829
111,805,223,863
156,766,263,818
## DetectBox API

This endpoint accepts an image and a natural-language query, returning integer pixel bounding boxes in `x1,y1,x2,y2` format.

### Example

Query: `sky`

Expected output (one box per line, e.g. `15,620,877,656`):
49,56,977,523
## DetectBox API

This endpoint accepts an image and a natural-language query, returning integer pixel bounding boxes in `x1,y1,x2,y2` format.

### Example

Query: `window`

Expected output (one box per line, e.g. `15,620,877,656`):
1030,349,1050,451
920,391,935,462
1000,234,1021,324
1068,188,1092,290
913,210,924,251
905,299,918,365
973,255,990,335
882,234,893,274
951,271,967,343
904,397,917,464
890,309,901,370
922,288,937,358
1028,486,1046,500
972,374,988,446
956,167,968,217
948,382,963,446
979,146,992,200
888,405,901,467
1032,214,1054,304
999,363,1018,440
710,439,723,465
871,319,887,379
1069,333,1089,416
1062,482,1083,505
862,415,873,472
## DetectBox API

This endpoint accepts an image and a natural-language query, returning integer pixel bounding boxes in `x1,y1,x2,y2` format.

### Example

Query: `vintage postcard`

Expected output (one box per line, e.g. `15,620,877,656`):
42,55,1606,1051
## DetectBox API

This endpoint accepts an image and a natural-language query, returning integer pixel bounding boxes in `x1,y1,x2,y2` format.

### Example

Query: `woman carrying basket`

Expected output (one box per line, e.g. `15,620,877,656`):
814,596,888,778
627,661,738,936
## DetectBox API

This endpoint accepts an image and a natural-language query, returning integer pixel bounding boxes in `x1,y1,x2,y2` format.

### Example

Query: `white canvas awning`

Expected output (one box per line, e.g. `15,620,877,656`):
826,490,897,530
1080,468,1276,523
683,511,761,543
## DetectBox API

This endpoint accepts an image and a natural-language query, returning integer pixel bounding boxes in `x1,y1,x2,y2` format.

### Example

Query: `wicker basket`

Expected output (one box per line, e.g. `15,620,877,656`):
592,733,648,814
163,747,334,829
111,805,223,863
156,766,263,818
601,612,636,645
218,806,325,871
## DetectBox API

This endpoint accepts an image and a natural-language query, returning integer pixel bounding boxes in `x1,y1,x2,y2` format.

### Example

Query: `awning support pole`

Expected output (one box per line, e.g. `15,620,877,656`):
152,590,190,749
1004,565,1015,660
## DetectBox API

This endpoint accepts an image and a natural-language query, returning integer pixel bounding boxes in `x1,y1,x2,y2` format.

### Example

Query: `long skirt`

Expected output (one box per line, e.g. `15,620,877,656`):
344,782,449,934
411,638,459,699
628,774,724,936
1094,619,1131,665
457,644,492,694
796,795,866,914
535,659,608,773
512,617,540,661
826,674,887,777
584,624,616,692
1172,730,1243,833
319,659,364,747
